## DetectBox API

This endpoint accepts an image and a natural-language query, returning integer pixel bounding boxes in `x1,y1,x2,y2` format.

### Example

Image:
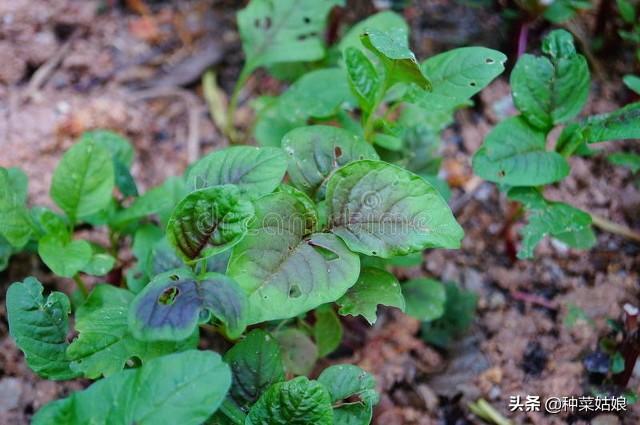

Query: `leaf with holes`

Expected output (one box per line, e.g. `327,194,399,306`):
6,278,78,380
344,47,381,113
129,269,248,341
186,146,287,199
0,167,33,248
405,47,506,112
317,364,379,425
32,350,231,425
228,190,360,324
67,285,197,378
337,267,405,324
282,126,379,199
510,30,590,131
237,0,344,74
224,329,285,409
338,11,407,54
326,160,463,257
246,376,333,425
472,116,570,186
402,278,446,321
50,139,115,222
166,185,254,262
360,28,431,90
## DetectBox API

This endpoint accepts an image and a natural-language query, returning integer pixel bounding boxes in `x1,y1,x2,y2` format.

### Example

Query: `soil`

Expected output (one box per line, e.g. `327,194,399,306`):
1,1,639,424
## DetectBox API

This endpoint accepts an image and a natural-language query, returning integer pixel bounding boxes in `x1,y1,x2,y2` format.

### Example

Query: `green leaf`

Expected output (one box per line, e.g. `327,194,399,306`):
81,252,115,276
276,328,318,376
282,126,379,199
338,11,408,54
38,234,92,277
0,236,12,272
186,146,287,199
237,0,343,73
67,285,196,378
510,30,590,130
623,75,640,95
0,167,33,248
314,305,343,357
253,96,305,147
32,350,231,425
166,185,255,262
405,47,506,112
129,269,248,341
82,130,138,197
344,47,381,113
617,0,636,23
278,68,354,120
6,278,78,380
421,283,477,348
50,139,115,222
508,187,594,258
246,376,333,425
228,191,360,324
360,28,431,90
326,160,463,257
611,351,626,374
608,152,640,173
472,116,570,186
224,329,285,409
402,278,446,321
337,267,404,324
317,364,378,425
543,0,591,23
579,102,640,143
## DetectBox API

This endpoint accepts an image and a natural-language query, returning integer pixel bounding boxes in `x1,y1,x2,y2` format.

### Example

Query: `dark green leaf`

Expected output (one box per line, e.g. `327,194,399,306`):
579,102,640,143
326,160,463,257
6,278,78,380
129,269,248,340
276,328,318,376
67,285,197,378
282,126,379,199
0,167,33,248
50,139,115,222
344,47,381,113
33,350,231,425
402,278,446,321
472,116,570,186
246,376,333,425
608,152,640,173
337,267,404,324
186,146,287,199
228,191,360,324
317,364,378,425
421,283,477,348
224,329,285,409
166,185,255,262
623,74,640,95
314,305,343,357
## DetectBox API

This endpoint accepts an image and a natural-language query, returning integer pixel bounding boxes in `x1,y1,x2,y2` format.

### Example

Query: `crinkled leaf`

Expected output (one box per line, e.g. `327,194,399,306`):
314,305,343,357
129,269,248,341
402,278,446,321
326,160,463,257
67,285,197,378
472,116,570,186
508,187,595,259
282,126,379,199
38,234,92,278
279,68,354,120
246,376,333,425
360,28,431,90
608,152,640,173
186,146,287,199
50,139,115,222
6,278,78,380
167,185,255,262
337,267,404,324
579,102,640,143
224,329,285,409
228,191,360,323
238,0,343,73
511,30,590,130
0,167,32,247
338,11,407,54
405,47,506,112
318,364,378,425
344,47,381,113
275,328,318,376
32,350,231,425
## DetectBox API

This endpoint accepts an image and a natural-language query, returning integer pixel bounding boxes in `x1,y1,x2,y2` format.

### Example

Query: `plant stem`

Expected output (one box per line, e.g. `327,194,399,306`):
225,64,252,144
72,274,88,298
589,212,640,243
219,398,246,425
516,21,529,58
